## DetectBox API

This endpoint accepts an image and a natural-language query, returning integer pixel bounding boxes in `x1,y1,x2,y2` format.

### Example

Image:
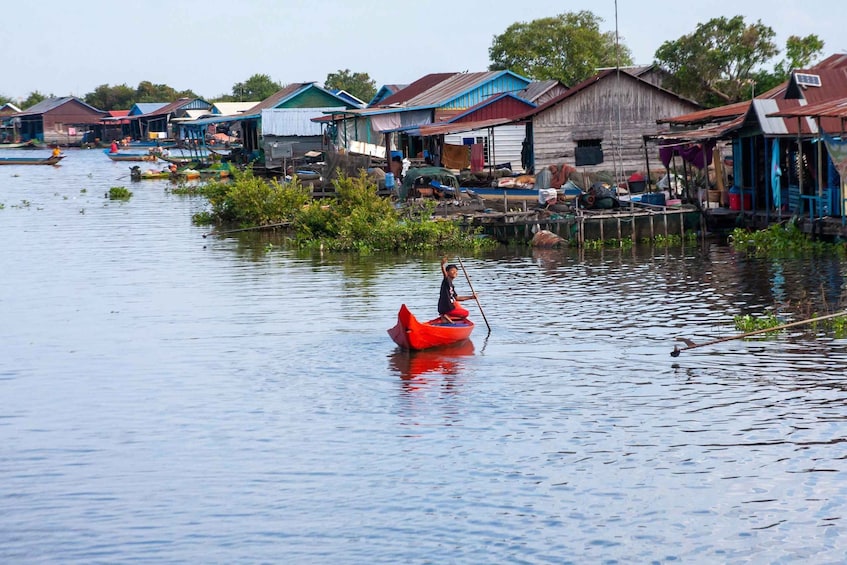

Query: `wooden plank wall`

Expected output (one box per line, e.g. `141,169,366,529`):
532,74,700,176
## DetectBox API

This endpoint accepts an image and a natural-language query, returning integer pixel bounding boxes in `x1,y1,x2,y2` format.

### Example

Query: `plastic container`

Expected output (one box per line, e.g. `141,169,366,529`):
628,180,646,193
728,189,751,210
641,193,666,206
384,172,395,189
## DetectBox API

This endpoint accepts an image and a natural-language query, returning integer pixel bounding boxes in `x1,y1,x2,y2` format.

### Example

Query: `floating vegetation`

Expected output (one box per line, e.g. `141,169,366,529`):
729,223,844,256
107,186,133,200
191,168,495,253
80,188,87,194
734,311,847,338
584,237,633,250
734,313,782,333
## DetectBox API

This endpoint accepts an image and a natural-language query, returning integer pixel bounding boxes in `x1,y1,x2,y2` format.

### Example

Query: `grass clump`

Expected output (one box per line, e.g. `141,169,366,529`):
107,186,133,200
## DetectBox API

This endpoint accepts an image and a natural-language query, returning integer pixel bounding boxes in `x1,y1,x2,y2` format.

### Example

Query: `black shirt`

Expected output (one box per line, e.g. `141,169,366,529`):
438,276,456,315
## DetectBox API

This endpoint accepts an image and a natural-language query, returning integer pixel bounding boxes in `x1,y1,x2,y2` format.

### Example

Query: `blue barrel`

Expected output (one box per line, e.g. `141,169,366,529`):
385,172,395,188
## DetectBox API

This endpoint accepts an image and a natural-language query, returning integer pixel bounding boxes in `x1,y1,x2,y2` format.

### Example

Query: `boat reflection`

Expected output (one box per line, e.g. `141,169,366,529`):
388,340,475,385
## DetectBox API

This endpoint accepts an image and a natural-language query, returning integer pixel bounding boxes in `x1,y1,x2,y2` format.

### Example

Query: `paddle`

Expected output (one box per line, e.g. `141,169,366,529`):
456,256,491,334
671,310,847,357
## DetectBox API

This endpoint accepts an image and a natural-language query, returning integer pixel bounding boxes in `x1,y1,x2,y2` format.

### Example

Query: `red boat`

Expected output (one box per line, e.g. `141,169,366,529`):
388,304,474,350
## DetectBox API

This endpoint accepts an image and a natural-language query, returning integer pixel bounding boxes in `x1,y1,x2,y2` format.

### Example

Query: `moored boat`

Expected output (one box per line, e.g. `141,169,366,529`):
0,154,65,165
0,140,39,149
388,304,474,350
103,148,157,162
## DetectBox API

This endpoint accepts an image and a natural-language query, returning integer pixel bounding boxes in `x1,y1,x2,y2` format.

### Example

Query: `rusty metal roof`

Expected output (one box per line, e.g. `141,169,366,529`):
376,73,457,107
410,117,519,137
649,115,746,143
658,100,750,125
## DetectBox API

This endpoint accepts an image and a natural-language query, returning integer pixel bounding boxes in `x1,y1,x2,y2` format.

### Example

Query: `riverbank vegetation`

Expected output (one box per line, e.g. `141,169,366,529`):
183,169,495,253
729,223,846,256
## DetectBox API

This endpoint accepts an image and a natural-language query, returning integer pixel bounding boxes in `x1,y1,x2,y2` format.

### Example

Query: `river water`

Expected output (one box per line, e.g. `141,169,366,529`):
2,149,847,563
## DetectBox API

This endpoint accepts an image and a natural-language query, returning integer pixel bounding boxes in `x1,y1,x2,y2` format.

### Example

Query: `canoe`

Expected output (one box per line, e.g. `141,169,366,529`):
387,303,474,350
0,154,65,165
0,140,38,149
103,148,157,162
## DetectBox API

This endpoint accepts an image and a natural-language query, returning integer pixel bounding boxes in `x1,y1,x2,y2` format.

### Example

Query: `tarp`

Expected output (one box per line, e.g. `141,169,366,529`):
822,131,847,176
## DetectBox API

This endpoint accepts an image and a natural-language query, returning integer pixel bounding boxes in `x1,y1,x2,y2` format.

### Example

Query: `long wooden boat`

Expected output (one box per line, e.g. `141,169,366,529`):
388,304,474,350
103,148,157,162
0,154,65,165
0,140,38,149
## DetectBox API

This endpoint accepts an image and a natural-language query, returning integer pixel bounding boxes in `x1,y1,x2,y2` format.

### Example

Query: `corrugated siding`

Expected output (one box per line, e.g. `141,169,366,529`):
445,124,528,172
452,97,533,122
532,77,700,173
441,75,530,110
261,108,344,136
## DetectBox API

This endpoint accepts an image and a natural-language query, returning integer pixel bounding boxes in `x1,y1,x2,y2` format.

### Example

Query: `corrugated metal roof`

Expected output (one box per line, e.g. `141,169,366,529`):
211,102,259,116
138,98,210,118
402,71,529,109
15,96,104,116
449,93,534,123
767,97,847,119
412,117,517,137
130,102,168,116
650,115,746,143
376,73,457,107
517,80,564,103
658,100,750,125
243,83,312,114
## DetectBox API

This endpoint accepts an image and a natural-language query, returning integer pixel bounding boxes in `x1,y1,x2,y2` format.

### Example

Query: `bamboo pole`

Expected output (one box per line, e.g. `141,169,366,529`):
671,310,847,357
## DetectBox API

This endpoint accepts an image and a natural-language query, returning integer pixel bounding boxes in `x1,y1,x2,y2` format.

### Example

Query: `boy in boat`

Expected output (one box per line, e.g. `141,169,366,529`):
439,257,476,323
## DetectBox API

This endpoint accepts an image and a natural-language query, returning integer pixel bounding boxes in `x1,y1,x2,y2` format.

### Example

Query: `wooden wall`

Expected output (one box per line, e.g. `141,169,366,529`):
532,73,700,176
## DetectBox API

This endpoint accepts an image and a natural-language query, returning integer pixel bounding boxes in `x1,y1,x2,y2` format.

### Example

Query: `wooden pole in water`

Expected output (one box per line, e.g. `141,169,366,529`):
671,310,847,356
456,257,491,334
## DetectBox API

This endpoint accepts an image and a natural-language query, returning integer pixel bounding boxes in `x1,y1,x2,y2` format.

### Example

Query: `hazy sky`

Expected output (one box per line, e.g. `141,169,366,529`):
2,0,843,102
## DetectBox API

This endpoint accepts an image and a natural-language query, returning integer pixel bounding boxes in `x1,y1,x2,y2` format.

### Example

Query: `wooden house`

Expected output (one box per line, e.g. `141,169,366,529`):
130,98,213,140
324,71,534,168
0,102,22,142
520,69,701,176
180,83,359,163
13,97,106,145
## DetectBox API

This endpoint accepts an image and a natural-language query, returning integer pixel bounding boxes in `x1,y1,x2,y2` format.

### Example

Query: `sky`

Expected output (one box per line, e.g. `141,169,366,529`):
2,0,844,103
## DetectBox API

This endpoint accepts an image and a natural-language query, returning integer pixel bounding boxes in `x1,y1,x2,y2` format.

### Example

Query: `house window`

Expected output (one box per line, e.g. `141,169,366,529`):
575,139,604,166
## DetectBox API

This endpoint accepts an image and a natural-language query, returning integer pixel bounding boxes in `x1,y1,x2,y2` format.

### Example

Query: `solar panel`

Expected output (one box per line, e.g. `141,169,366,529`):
795,73,822,87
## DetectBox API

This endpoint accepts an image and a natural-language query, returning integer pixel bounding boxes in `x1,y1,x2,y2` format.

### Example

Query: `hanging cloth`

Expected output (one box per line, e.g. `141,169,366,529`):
771,138,782,210
470,143,485,173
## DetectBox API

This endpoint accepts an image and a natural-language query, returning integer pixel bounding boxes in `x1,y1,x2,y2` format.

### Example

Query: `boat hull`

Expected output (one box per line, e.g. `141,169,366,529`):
388,304,474,350
104,149,157,162
0,155,64,165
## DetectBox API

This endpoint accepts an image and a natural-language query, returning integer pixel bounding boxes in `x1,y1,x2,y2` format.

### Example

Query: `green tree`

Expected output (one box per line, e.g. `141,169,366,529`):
752,35,825,96
488,11,632,85
231,74,281,102
0,94,12,106
324,69,376,104
21,91,49,110
134,81,197,103
84,83,136,111
654,16,781,106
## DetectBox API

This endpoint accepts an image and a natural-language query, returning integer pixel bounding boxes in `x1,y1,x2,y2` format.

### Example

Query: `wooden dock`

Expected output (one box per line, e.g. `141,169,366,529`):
462,203,703,245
